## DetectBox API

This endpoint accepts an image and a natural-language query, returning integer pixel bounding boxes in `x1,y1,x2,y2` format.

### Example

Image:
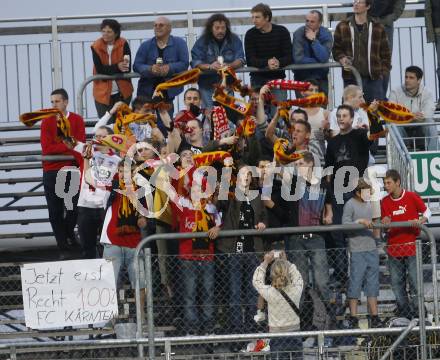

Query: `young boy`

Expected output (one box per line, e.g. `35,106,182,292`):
342,179,381,328
100,161,148,311
64,125,120,259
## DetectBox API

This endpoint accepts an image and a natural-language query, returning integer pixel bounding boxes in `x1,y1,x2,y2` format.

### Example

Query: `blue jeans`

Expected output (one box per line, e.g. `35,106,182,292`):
270,335,303,360
179,259,215,334
199,86,214,111
398,123,439,151
388,255,418,317
225,253,259,333
102,244,146,288
285,234,331,302
347,250,379,299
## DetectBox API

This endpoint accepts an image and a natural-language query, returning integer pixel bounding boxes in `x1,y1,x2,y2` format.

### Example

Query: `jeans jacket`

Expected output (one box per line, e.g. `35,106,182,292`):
133,35,189,99
191,34,245,88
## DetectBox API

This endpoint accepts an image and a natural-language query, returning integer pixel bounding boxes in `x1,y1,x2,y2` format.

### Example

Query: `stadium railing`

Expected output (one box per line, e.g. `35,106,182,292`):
0,0,429,122
133,222,438,359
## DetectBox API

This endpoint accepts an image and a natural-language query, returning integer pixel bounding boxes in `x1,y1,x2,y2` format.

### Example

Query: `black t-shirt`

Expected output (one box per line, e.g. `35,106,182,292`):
236,197,255,253
355,23,365,32
214,38,225,50
325,128,370,186
157,46,165,59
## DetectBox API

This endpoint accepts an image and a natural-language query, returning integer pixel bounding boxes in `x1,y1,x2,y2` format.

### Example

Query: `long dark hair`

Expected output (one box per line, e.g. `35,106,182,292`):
202,13,232,44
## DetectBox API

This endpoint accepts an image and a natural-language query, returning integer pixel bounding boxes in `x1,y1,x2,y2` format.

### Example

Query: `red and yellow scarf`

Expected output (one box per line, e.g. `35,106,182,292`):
154,68,201,98
20,108,71,138
273,139,304,165
360,101,415,140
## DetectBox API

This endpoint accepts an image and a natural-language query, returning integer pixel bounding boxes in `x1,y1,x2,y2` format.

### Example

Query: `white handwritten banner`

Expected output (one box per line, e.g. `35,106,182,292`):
21,259,118,329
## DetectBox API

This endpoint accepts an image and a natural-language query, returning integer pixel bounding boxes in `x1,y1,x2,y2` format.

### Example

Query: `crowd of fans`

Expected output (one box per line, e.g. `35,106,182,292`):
35,1,439,356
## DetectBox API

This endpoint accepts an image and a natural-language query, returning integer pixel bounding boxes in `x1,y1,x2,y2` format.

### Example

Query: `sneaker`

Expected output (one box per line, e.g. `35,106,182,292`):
346,315,359,329
324,336,334,347
303,337,315,348
203,333,216,354
253,309,266,323
369,315,383,328
229,342,242,353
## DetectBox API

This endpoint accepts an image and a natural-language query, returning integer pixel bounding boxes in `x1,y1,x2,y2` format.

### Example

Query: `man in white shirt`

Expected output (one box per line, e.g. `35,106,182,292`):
329,85,369,136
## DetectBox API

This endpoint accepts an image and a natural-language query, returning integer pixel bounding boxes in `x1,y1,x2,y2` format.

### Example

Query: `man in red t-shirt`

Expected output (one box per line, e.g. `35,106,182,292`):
381,169,431,318
41,89,86,259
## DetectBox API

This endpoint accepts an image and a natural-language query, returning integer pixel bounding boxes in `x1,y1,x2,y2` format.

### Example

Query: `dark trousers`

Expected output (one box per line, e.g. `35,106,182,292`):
77,206,105,259
327,191,353,286
382,24,394,97
225,253,259,334
43,170,79,252
344,76,385,103
94,93,131,120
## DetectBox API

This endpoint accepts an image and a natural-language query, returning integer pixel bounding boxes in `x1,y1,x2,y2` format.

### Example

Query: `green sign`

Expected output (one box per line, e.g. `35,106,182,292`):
410,151,440,198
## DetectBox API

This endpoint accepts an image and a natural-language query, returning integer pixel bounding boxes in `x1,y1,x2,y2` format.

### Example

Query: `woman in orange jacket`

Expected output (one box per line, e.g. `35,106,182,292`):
91,19,133,120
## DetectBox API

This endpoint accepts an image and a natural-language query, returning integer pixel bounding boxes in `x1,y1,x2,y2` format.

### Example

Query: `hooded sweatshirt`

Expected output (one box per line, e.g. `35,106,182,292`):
388,84,435,122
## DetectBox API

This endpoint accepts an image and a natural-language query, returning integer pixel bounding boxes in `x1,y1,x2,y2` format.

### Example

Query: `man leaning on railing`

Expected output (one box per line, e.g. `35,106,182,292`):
245,3,292,116
133,16,189,115
292,10,333,97
381,169,431,319
389,65,438,151
190,13,245,110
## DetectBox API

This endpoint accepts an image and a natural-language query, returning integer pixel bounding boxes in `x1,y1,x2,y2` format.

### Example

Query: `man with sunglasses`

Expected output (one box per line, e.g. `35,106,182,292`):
133,17,189,112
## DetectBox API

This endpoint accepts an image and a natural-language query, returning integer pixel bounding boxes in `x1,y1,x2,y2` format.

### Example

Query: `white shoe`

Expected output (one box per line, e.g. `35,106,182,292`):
253,310,266,323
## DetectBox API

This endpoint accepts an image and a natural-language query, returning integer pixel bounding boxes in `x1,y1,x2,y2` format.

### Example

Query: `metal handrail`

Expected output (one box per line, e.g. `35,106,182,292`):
0,0,425,23
0,325,438,351
76,63,363,117
394,122,440,128
387,124,415,191
134,222,436,359
379,319,419,360
0,155,74,164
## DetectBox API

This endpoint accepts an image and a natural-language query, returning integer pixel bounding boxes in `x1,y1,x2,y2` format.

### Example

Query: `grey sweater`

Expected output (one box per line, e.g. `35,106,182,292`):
342,197,377,252
389,85,435,122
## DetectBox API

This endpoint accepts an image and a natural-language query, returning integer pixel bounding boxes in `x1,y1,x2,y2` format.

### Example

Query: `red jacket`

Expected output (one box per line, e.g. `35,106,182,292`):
40,112,86,172
381,190,427,257
103,191,141,248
